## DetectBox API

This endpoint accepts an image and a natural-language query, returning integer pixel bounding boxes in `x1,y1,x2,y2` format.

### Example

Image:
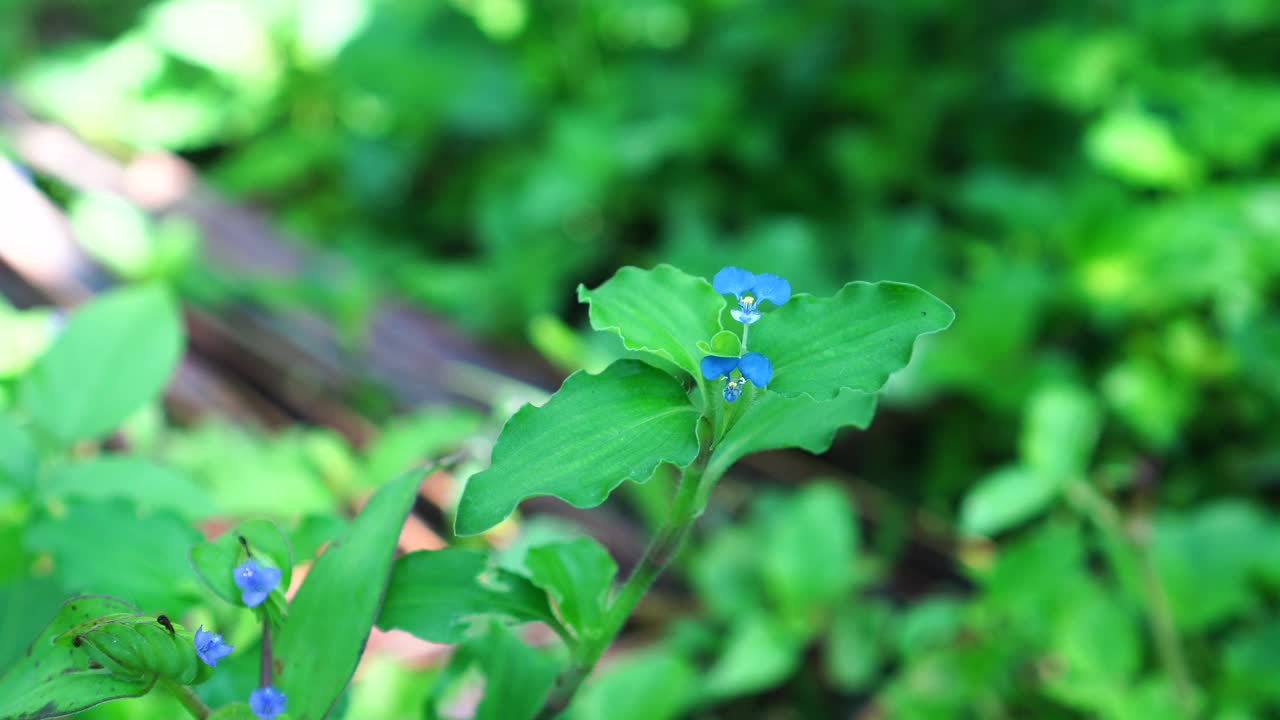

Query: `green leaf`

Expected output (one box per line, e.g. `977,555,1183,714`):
0,413,37,490
750,282,954,400
25,502,202,610
0,576,63,674
760,483,858,615
569,648,695,720
20,286,184,445
959,466,1057,537
526,537,618,640
578,265,725,380
825,599,891,692
465,622,560,720
702,612,802,701
377,548,559,643
276,468,425,720
706,390,876,479
1019,383,1100,484
0,304,55,379
455,360,699,536
43,457,215,520
0,596,155,720
189,519,293,607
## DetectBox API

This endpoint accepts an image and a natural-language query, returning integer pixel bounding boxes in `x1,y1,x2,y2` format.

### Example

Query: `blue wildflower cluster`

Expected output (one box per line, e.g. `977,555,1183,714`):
185,552,287,718
701,267,791,402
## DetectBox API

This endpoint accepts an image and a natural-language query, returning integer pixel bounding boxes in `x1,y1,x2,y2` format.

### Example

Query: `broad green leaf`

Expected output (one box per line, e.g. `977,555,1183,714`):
825,599,891,692
578,265,725,380
702,612,802,701
750,282,954,400
455,360,699,536
43,457,215,519
276,469,424,720
1043,582,1141,710
760,483,858,616
189,519,293,607
569,648,695,720
706,390,876,480
467,622,560,720
25,502,202,610
0,596,154,720
1019,383,1100,484
377,548,559,643
0,413,37,490
959,466,1057,537
20,286,184,445
526,537,617,640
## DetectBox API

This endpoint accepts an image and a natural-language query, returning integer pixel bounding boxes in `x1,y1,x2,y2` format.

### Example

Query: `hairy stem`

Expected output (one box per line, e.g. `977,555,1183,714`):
161,678,210,720
533,443,711,719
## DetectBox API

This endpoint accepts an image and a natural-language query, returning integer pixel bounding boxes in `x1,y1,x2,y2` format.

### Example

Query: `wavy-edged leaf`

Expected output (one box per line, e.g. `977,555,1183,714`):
706,390,876,480
455,360,699,536
578,265,725,380
750,282,954,400
377,548,559,644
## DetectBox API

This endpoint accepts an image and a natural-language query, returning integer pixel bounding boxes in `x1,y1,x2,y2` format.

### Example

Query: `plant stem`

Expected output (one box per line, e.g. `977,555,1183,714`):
1068,481,1195,719
161,678,210,720
533,444,711,719
259,620,273,688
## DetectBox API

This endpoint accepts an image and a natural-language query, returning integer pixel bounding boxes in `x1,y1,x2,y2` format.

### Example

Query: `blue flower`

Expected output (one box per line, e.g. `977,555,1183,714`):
713,267,791,324
249,686,287,719
193,625,234,667
700,352,773,402
234,559,282,608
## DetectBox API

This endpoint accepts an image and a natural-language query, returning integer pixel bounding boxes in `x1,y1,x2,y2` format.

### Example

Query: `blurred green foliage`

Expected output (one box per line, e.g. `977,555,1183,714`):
4,0,1280,718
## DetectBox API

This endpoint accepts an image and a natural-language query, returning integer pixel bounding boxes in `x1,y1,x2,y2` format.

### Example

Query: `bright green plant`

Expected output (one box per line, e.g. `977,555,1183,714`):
0,265,951,718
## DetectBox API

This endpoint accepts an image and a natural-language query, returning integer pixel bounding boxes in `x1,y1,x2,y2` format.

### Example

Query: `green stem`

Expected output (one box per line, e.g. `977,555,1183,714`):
1068,481,1195,719
161,678,210,720
533,444,711,720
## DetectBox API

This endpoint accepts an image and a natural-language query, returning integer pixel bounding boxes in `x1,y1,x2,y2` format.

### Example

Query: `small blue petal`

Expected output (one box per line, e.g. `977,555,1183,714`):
701,354,740,380
752,274,791,307
249,686,287,719
194,625,234,667
723,381,743,402
738,352,773,387
234,559,282,608
713,267,756,298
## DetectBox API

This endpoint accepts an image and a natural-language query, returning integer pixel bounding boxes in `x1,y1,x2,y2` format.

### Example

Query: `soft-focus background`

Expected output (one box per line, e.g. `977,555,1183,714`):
3,1,1280,718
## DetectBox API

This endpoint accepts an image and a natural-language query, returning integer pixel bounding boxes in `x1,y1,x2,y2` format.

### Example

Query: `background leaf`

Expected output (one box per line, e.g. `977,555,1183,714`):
377,547,558,644
750,282,954,400
43,457,214,520
578,265,725,380
960,466,1058,537
455,360,699,535
275,468,424,720
19,286,184,445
